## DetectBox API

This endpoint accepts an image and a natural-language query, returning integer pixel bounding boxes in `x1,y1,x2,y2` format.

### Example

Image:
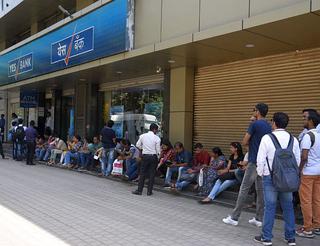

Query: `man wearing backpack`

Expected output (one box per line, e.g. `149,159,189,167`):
14,118,27,161
296,111,320,238
255,112,300,246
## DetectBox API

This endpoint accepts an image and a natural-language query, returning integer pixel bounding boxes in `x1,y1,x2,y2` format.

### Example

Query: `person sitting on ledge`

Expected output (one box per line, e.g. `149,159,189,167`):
197,147,226,196
199,142,244,204
64,135,82,168
163,142,192,188
173,143,210,191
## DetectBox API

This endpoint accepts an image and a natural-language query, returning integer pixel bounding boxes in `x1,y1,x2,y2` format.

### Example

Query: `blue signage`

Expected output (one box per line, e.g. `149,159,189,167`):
8,53,33,78
51,26,94,65
20,90,38,108
0,0,134,86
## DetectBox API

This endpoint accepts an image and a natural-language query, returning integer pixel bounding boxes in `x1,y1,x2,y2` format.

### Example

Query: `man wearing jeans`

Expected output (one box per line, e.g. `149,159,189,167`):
100,120,116,176
296,111,320,238
254,112,300,246
223,103,271,227
163,142,192,188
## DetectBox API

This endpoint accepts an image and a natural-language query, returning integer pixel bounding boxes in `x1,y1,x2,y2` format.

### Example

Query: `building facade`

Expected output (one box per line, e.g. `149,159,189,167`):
0,0,320,152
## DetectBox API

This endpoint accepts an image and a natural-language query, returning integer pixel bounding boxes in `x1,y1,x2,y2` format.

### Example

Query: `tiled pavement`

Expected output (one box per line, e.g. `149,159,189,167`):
0,159,319,246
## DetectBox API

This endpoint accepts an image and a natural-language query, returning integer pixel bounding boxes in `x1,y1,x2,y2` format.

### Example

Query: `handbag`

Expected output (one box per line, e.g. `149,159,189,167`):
218,172,236,182
111,159,124,176
198,168,204,187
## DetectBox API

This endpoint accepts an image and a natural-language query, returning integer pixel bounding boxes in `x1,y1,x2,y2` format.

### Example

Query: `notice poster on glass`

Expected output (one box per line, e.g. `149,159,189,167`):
144,102,163,122
110,105,124,138
144,102,163,136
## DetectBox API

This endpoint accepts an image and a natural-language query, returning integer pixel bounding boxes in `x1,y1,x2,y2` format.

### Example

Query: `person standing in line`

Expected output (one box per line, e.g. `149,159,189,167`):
25,121,38,165
298,109,318,142
254,112,300,246
132,123,161,196
100,120,116,176
296,111,320,238
0,114,5,143
14,118,27,161
223,103,272,227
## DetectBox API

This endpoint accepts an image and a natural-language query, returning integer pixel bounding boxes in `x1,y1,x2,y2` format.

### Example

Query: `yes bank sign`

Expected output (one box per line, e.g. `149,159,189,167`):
8,53,33,77
0,0,134,86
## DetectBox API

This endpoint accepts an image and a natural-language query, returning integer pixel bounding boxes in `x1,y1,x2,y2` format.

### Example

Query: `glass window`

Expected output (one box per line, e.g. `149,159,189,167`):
106,84,164,144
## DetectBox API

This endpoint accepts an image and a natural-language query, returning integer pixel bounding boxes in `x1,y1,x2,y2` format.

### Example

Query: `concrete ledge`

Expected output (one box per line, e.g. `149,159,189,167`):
243,1,311,29
155,34,193,52
194,21,243,42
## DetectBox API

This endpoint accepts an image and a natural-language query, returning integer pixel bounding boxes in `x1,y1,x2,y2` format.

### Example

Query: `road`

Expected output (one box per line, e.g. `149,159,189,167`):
0,159,318,246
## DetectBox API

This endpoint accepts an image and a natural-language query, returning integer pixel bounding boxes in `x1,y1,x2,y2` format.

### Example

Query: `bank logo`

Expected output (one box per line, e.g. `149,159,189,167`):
51,26,94,65
8,53,33,79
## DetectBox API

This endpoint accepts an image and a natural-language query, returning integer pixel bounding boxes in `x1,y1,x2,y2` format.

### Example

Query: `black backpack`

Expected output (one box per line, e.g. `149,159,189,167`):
266,133,300,192
14,126,25,142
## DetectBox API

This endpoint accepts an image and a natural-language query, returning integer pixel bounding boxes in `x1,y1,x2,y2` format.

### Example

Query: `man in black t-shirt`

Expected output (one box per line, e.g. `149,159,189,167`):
100,120,116,176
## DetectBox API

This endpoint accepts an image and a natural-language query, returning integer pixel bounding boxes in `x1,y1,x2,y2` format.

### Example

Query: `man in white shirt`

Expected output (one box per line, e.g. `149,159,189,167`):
255,112,300,246
296,111,320,238
132,123,161,196
298,109,318,142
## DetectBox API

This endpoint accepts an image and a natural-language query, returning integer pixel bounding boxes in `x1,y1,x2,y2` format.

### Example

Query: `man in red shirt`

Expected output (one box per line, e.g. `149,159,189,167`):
194,143,211,169
174,143,210,191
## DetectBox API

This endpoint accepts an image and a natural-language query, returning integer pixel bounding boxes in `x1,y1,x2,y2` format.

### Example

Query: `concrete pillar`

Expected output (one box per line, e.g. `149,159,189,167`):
169,66,194,151
30,22,38,35
75,82,99,138
0,40,6,51
76,0,94,11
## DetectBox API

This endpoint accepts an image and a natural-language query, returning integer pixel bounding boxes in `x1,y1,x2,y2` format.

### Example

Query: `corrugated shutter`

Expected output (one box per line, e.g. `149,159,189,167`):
99,74,164,91
194,48,320,154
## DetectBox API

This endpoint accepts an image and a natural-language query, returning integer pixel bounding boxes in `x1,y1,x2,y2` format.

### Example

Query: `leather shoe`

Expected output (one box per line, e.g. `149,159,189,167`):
147,192,153,196
132,190,142,195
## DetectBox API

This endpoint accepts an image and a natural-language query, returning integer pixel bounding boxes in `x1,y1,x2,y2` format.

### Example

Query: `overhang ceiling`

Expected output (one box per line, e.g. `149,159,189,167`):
10,11,320,92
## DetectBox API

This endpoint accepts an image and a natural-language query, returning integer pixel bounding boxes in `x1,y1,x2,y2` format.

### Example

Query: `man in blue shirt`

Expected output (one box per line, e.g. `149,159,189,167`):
0,114,5,143
100,120,116,176
223,103,271,227
25,120,38,165
164,142,192,188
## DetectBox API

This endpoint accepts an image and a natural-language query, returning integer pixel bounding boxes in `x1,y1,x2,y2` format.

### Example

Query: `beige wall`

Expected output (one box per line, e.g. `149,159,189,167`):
161,0,199,41
250,0,307,16
135,0,311,48
135,0,162,48
169,67,194,151
200,0,249,30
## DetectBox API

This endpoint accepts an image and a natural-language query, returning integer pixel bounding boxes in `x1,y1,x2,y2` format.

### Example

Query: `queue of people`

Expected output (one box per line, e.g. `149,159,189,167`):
4,103,320,246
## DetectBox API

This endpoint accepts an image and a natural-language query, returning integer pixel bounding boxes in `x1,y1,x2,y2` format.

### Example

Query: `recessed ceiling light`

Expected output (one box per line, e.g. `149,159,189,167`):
79,78,86,81
116,71,122,74
245,44,255,48
168,60,176,64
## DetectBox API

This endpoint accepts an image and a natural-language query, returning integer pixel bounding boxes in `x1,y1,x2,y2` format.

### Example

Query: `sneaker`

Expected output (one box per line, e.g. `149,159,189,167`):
222,216,238,226
163,183,171,188
249,217,262,227
314,228,320,235
284,238,296,246
296,227,315,238
254,236,272,246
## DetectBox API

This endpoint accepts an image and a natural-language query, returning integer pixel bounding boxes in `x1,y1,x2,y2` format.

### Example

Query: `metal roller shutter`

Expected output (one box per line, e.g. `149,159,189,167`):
194,48,320,153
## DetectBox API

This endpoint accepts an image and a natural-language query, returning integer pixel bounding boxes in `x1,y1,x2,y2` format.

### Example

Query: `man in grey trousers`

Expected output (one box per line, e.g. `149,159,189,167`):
223,103,272,227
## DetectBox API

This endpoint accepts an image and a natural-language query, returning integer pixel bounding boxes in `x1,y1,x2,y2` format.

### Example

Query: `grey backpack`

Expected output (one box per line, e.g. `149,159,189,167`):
266,133,300,192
